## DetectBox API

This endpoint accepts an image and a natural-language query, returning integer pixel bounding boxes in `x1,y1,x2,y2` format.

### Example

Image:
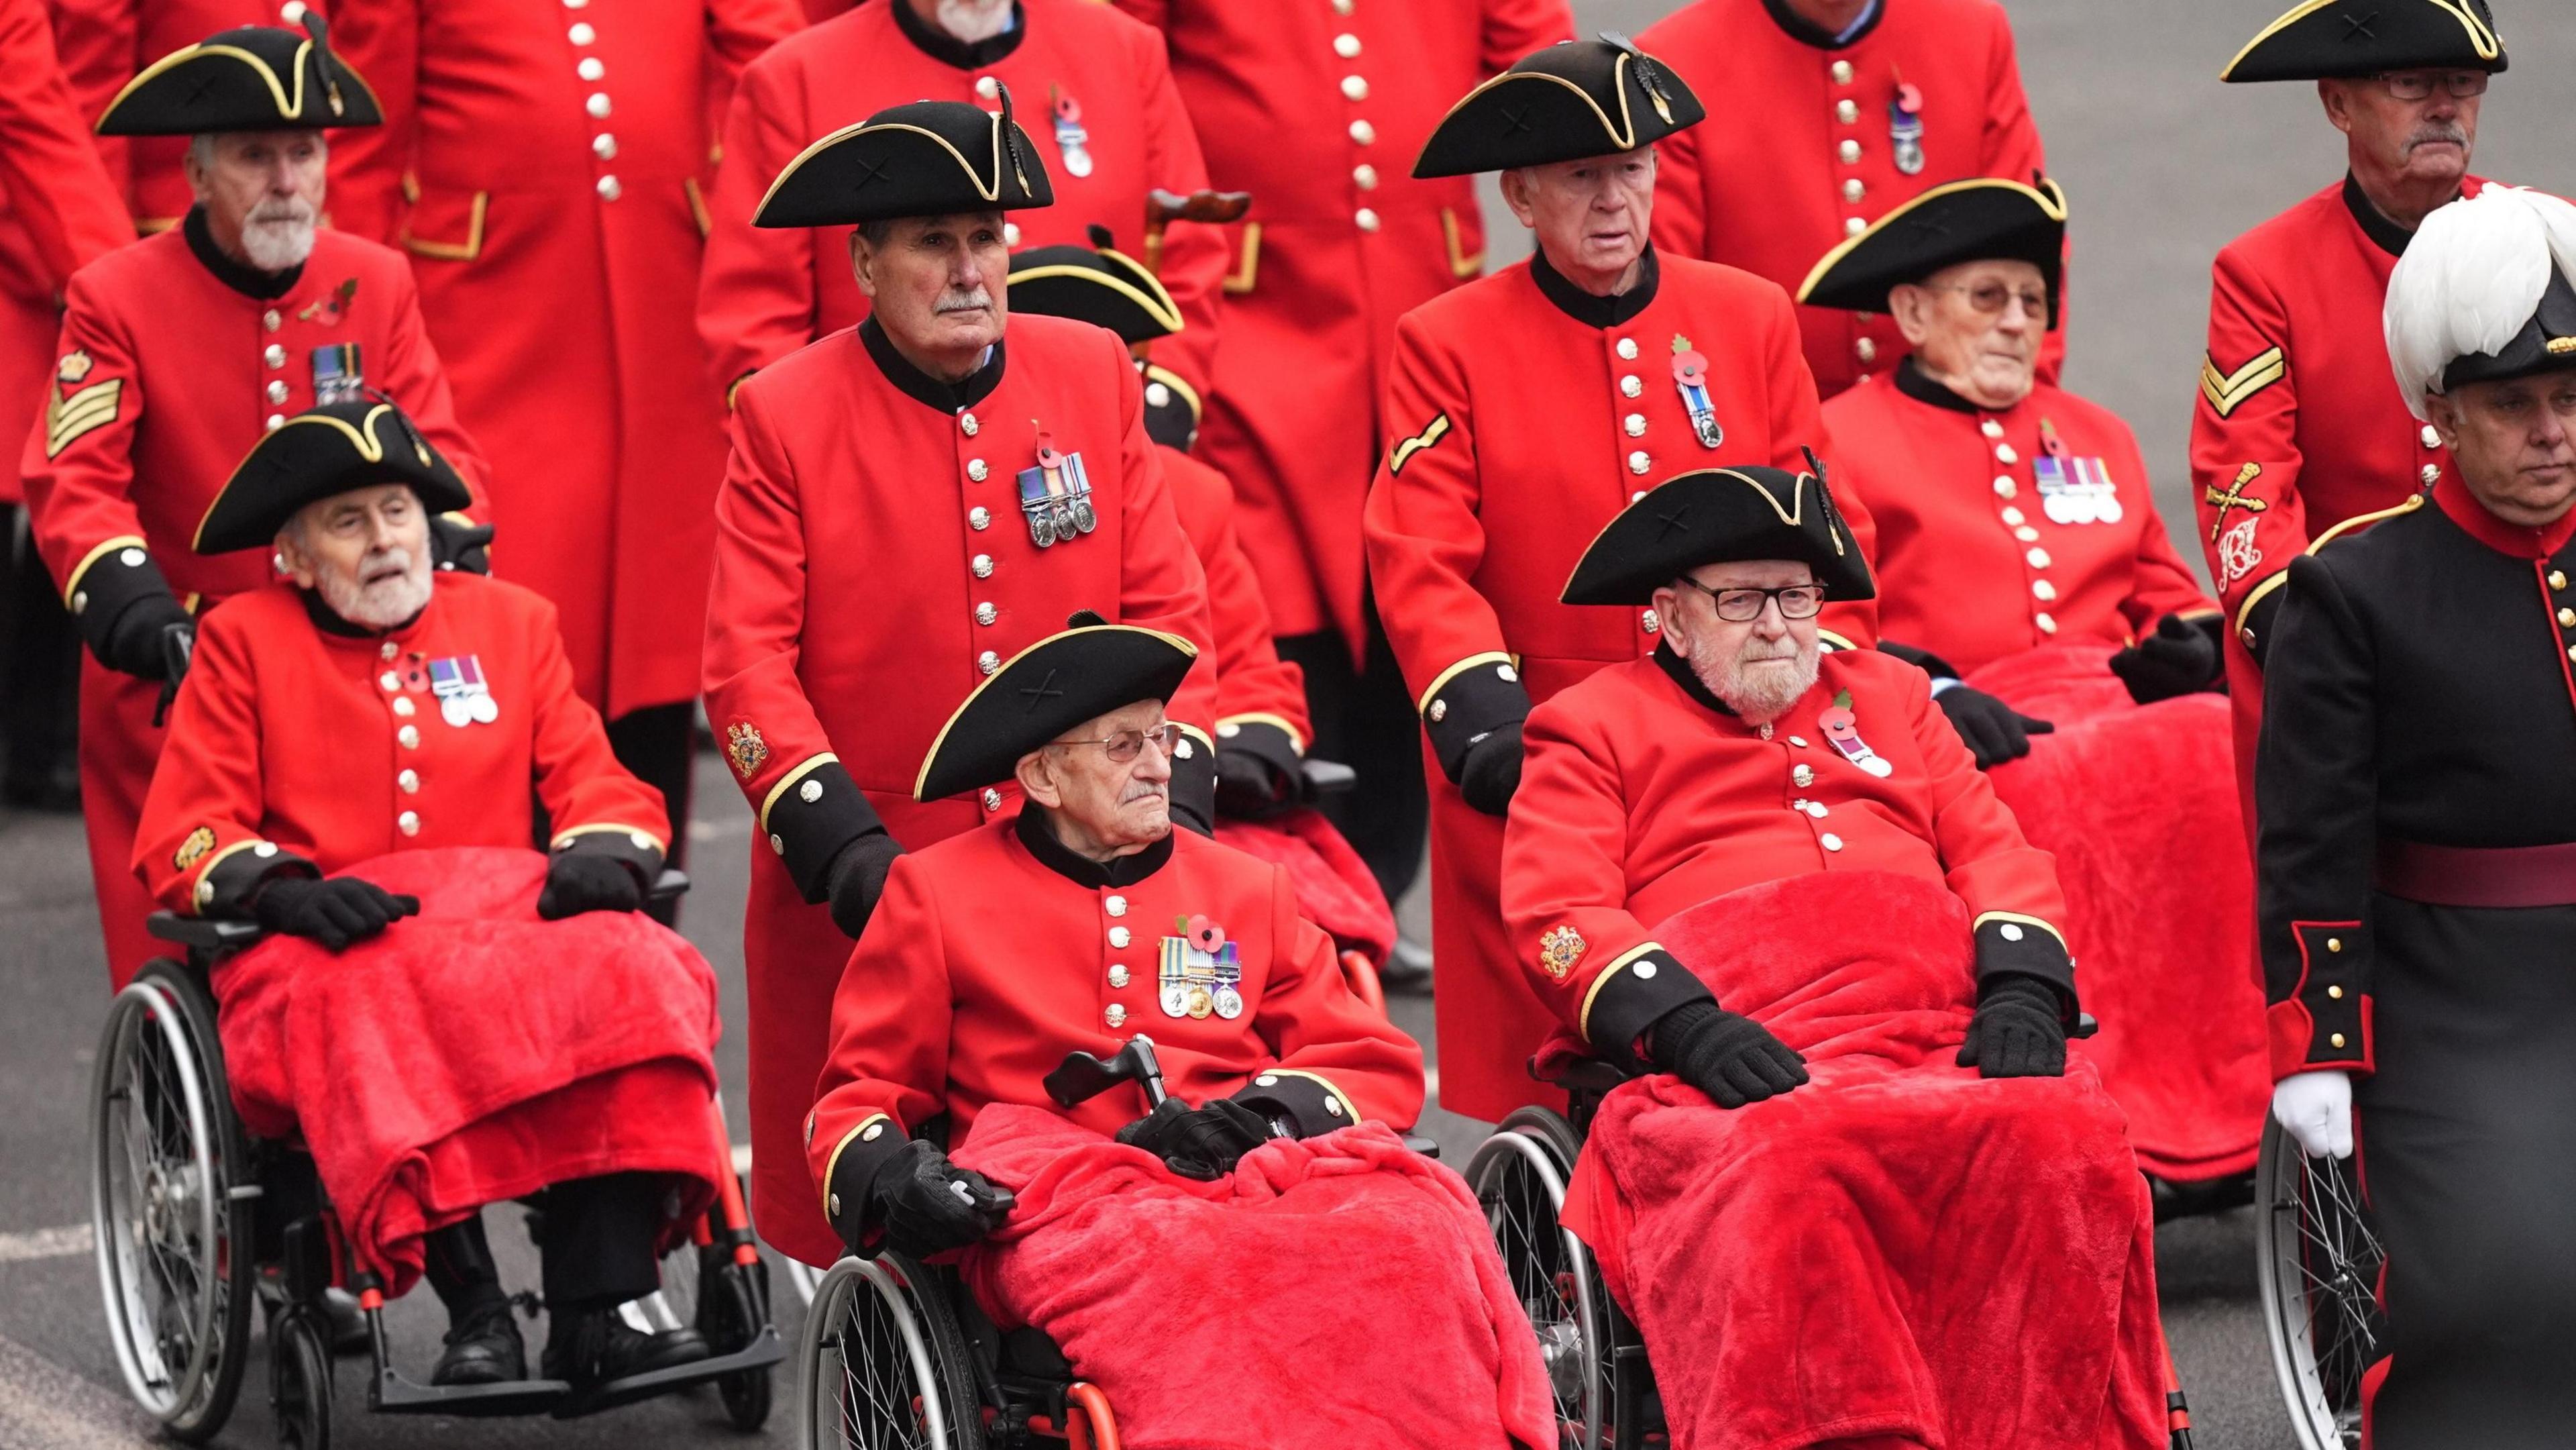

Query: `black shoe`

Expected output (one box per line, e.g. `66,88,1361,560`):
431,1298,526,1386
540,1306,709,1388
320,1288,372,1356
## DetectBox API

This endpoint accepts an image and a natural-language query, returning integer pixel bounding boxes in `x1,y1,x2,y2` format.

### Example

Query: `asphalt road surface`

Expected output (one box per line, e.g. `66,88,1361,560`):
5,1,2573,1446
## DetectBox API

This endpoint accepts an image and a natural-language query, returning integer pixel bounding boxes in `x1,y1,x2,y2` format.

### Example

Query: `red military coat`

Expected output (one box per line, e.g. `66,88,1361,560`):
21,224,486,985
136,573,668,917
1163,444,1309,764
1641,0,2058,401
1361,248,1870,1121
1825,368,2213,676
1106,0,1573,650
0,0,132,505
2188,176,2487,825
324,0,798,719
1503,647,2070,1074
806,812,1423,1251
701,313,1216,1265
695,0,1225,403
47,0,276,230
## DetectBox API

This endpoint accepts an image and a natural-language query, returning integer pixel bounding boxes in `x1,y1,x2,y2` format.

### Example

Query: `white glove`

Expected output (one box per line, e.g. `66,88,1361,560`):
2271,1070,2354,1159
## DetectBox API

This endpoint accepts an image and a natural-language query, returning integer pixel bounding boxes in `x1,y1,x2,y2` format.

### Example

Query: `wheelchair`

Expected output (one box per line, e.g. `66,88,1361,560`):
88,872,786,1447
1467,1051,2202,1450
2253,1117,2384,1450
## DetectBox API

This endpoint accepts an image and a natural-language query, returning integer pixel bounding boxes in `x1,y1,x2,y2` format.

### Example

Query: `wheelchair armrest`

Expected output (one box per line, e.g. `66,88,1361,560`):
647,868,689,905
146,911,266,952
1401,1133,1440,1160
1299,758,1356,797
2072,1011,2099,1040
1537,1057,1634,1095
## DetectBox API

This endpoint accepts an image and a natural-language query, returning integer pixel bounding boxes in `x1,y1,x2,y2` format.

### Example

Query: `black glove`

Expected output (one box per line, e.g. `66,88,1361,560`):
427,513,494,575
1456,722,1524,817
252,876,421,951
863,1140,1015,1260
824,831,904,939
536,852,645,919
1646,999,1809,1109
1955,974,2068,1079
1934,684,2053,768
1214,746,1298,821
1113,1097,1274,1180
2109,613,2224,705
99,592,192,682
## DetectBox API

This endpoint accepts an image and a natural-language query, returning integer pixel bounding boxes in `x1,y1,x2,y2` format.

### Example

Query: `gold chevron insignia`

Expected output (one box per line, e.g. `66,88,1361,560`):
1387,413,1452,476
44,378,123,458
2200,346,2286,418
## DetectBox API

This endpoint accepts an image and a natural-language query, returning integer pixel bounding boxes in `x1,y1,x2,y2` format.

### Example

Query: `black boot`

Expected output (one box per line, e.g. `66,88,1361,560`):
540,1306,708,1388
431,1296,525,1386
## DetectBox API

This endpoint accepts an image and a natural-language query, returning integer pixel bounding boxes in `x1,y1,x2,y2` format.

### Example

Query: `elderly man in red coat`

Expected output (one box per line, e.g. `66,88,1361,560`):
2192,0,2509,829
1502,468,2168,1450
138,402,716,1391
695,0,1225,408
321,0,799,847
700,97,1215,1268
19,17,488,986
1640,0,2057,399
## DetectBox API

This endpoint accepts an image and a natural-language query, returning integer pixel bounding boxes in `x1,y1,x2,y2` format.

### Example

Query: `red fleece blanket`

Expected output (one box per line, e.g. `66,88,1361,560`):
1216,807,1398,966
212,847,722,1294
1966,644,2270,1182
1549,871,2168,1450
952,1105,1552,1450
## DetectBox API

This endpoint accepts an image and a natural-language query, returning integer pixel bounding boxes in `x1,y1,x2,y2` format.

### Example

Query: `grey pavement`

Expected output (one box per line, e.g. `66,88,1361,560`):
8,0,2575,1445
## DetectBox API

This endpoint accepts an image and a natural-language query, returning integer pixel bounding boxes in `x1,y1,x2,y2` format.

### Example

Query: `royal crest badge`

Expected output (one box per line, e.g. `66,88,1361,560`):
725,721,769,780
173,825,216,872
1539,925,1586,981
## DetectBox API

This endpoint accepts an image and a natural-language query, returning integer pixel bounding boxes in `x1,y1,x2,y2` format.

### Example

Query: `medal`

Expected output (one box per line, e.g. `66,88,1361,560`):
1016,427,1097,548
1888,80,1925,176
1159,915,1242,1021
1670,336,1723,450
1051,86,1093,180
427,654,498,727
1819,690,1894,778
2034,419,2119,525
310,342,364,405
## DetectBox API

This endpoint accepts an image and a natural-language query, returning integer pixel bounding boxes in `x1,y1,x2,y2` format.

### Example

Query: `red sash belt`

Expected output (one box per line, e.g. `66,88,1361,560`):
2374,838,2576,908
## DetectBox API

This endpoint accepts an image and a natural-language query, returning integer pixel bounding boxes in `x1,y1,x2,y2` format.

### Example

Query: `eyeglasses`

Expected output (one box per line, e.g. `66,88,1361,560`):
1933,281,2050,317
1674,580,1825,622
1050,721,1184,764
2369,70,2490,100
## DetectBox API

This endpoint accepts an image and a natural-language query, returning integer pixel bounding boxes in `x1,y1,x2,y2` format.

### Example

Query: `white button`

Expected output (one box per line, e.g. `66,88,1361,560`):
2422,425,2441,449
1109,966,1130,988
975,602,997,626
860,1121,885,1143
1993,476,2017,498
1633,960,1658,980
629,831,653,851
398,769,419,793
967,459,988,482
800,778,823,803
381,641,400,661
578,57,604,81
392,696,415,717
977,650,1000,674
1627,451,1651,474
1145,382,1171,408
1982,419,2005,439
2420,464,2441,486
1334,33,1361,57
265,414,285,431
2036,613,2058,634
266,379,289,405
596,175,621,201
1632,490,1648,503
592,134,616,159
398,811,421,836
769,833,784,855
398,725,419,748
1256,1073,1280,1086
1621,376,1643,399
380,670,400,691
197,880,213,906
1109,925,1131,948
1348,119,1375,145
1836,99,1859,123
1995,444,2019,465
2032,579,2056,601
254,841,278,857
1856,337,1878,363
117,548,145,568
1106,1004,1128,1027
1340,75,1368,101
1640,609,1660,634
1845,217,1867,236
264,344,286,368
1806,801,1829,818
975,75,999,100
1793,764,1814,786
961,413,980,435
586,92,610,117
2026,547,2051,568
1998,923,2025,941
1332,0,1352,11
1838,140,1861,164
1497,664,1518,682
969,506,991,529
1624,413,1648,437
1789,736,1809,747
2000,506,2025,525
263,308,282,331
1831,60,1855,84
971,554,994,578
1821,833,1845,851
564,0,585,7
1428,701,1447,723
1355,207,1381,231
568,21,594,42
1003,221,1021,246
982,788,1002,811
1106,895,1128,917
2016,526,2041,543
1842,178,1865,203
1616,338,1639,361
1353,163,1379,189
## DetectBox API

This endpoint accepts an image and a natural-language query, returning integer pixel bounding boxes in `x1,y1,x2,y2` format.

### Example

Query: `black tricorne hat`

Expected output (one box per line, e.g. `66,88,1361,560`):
99,13,381,137
2221,0,2505,82
755,92,1054,229
1414,35,1703,179
914,618,1199,800
195,401,470,554
1007,242,1183,345
2443,265,2576,391
1560,465,1875,607
1798,177,2068,327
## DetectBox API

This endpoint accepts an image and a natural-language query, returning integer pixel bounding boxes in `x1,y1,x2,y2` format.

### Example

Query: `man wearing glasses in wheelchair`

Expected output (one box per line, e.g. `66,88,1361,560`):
1499,468,2171,1449
129,403,724,1392
805,621,1554,1449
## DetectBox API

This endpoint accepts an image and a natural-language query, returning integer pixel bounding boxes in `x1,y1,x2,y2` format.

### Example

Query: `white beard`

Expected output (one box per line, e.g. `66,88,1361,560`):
314,548,432,631
934,0,1014,42
238,206,317,272
1690,632,1821,723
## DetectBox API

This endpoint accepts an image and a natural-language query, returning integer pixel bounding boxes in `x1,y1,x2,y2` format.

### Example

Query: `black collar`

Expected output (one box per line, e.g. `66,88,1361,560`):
298,586,425,639
1894,356,1985,414
1761,0,1884,50
1652,641,1740,717
890,0,1026,69
1529,244,1660,329
1016,804,1175,888
2342,171,2443,260
185,205,301,299
862,315,1006,413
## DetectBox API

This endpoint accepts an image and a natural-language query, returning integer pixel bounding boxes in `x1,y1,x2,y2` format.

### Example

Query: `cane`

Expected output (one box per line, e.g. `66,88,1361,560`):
1044,1034,1170,1113
1140,188,1251,278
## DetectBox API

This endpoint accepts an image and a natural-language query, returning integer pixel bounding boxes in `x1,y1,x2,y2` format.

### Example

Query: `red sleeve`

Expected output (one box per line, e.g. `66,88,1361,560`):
1646,112,1707,259
1483,0,1575,74
318,0,419,246
1228,866,1425,1131
22,268,148,597
806,854,953,1225
2189,243,2304,651
0,0,132,287
1978,2,2062,385
696,55,819,400
1106,0,1166,25
523,591,673,856
1362,308,1507,703
1904,661,2067,936
1758,287,1877,649
374,259,491,517
1109,346,1219,742
706,0,801,71
133,603,323,916
1132,27,1224,401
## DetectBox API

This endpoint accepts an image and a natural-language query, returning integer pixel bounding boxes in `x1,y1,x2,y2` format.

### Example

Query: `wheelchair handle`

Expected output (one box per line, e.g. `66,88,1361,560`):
1298,757,1356,798
1044,1034,1169,1112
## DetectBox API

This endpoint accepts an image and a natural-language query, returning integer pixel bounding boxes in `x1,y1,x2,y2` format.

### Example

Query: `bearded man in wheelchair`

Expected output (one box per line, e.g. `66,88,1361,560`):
1497,469,2174,1450
804,622,1554,1449
130,403,725,1390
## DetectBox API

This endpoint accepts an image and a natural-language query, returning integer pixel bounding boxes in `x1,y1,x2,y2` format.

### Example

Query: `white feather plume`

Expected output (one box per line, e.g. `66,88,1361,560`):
2386,187,2576,419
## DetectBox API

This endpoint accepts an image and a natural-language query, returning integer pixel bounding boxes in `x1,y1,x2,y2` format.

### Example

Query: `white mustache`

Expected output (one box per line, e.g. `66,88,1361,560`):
935,288,994,314
249,199,316,226
2408,123,2469,150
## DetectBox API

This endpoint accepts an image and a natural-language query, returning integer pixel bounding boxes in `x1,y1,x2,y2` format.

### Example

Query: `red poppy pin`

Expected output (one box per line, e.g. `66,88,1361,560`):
1819,690,1895,778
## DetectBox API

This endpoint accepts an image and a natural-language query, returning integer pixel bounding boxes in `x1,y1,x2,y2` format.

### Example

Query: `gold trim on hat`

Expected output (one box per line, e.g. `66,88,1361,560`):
1424,52,1645,169
1794,177,2070,305
101,37,381,133
1008,262,1184,336
756,113,1020,221
912,625,1201,802
2220,0,2502,81
192,404,413,550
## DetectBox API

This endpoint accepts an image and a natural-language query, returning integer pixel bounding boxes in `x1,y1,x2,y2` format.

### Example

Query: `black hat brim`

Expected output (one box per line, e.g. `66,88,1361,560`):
1414,40,1705,179
1007,246,1183,343
1560,467,1876,607
1797,178,2067,325
2442,266,2576,391
2221,0,2505,81
99,28,381,136
195,403,470,554
914,626,1199,800
753,102,1055,228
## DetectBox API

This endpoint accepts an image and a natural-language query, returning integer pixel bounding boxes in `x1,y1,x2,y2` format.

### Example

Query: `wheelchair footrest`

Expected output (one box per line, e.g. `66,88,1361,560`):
551,1325,787,1419
370,1369,573,1418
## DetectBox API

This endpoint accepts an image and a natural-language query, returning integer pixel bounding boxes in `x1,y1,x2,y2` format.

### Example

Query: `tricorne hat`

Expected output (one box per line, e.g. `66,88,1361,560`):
755,91,1053,229
195,401,470,554
1560,464,1875,607
2385,186,2576,417
1413,35,1703,180
1006,239,1184,345
1797,176,2068,327
914,616,1199,801
2221,0,2504,83
99,13,380,137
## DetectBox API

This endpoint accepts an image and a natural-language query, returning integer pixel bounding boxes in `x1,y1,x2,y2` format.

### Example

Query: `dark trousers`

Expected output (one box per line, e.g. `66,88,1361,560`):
1275,595,1426,907
1,505,80,806
425,1172,668,1315
604,702,696,925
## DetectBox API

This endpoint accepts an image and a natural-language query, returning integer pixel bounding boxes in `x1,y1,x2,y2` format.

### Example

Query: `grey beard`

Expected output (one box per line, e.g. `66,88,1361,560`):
239,215,316,272
934,0,1014,42
315,552,431,631
1694,638,1822,722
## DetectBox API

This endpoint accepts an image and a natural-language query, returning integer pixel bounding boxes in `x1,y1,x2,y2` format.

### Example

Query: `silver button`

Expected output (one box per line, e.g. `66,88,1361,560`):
1999,923,2025,941
1793,764,1814,786
800,778,823,804
971,554,994,578
1621,375,1643,399
1856,337,1878,363
1845,216,1867,236
1106,895,1128,917
1615,338,1639,361
398,769,419,793
1995,444,2019,465
1348,119,1375,146
1627,451,1651,474
398,724,419,748
1982,419,2005,439
975,75,999,100
1109,925,1131,948
1106,1004,1128,1027
960,413,979,435
262,308,282,331
1838,140,1861,164
381,641,400,661
392,696,415,717
266,378,289,405
1807,801,1829,818
596,175,621,201
1353,163,1379,190
1003,221,1021,246
2026,547,2051,568
398,811,421,836
264,344,286,368
568,21,594,42
1640,608,1660,635
2016,525,2042,543
1624,413,1647,437
2037,613,2058,635
2422,425,2441,449
1334,32,1361,57
769,833,784,855
380,671,400,691
1145,382,1171,407
1789,736,1808,747
1836,99,1859,123
982,788,1002,811
1993,476,2017,499
975,602,998,626
1355,207,1381,231
861,1121,885,1142
1842,178,1864,203
1497,664,1517,682
977,650,1000,674
1633,960,1658,980
585,92,610,117
1821,832,1844,851
117,548,144,567
2000,506,2025,525
2420,464,2441,486
1831,60,1855,84
592,134,616,158
1340,75,1368,101
967,459,988,482
1109,965,1130,988
564,0,586,7
1428,700,1447,722
265,414,284,431
969,506,991,530
69,590,86,614
1632,490,1648,503
578,56,604,81
630,831,653,850
2033,579,2056,601
1332,0,1352,12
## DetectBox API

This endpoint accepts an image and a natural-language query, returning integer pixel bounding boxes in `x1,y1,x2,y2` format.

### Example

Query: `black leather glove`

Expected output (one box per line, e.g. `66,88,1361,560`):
1456,722,1524,817
99,592,192,682
1646,999,1809,1109
1955,974,2068,1079
1113,1097,1274,1180
536,852,645,920
2109,613,2224,705
427,513,494,575
863,1140,1015,1260
1934,684,2053,768
1214,745,1298,821
252,876,421,951
824,831,904,939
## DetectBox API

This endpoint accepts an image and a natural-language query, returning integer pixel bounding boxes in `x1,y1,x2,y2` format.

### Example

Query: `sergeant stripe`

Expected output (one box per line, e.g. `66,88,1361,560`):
44,379,123,458
2199,348,2285,418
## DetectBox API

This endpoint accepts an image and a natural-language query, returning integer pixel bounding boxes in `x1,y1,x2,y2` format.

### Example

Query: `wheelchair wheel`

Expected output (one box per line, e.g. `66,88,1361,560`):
798,1253,984,1449
89,962,256,1443
268,1308,332,1450
2255,1117,2385,1450
1467,1107,1614,1450
702,1253,775,1431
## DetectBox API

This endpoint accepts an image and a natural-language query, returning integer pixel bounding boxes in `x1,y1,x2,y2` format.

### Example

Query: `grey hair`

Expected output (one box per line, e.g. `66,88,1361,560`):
856,217,899,249
187,134,218,172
